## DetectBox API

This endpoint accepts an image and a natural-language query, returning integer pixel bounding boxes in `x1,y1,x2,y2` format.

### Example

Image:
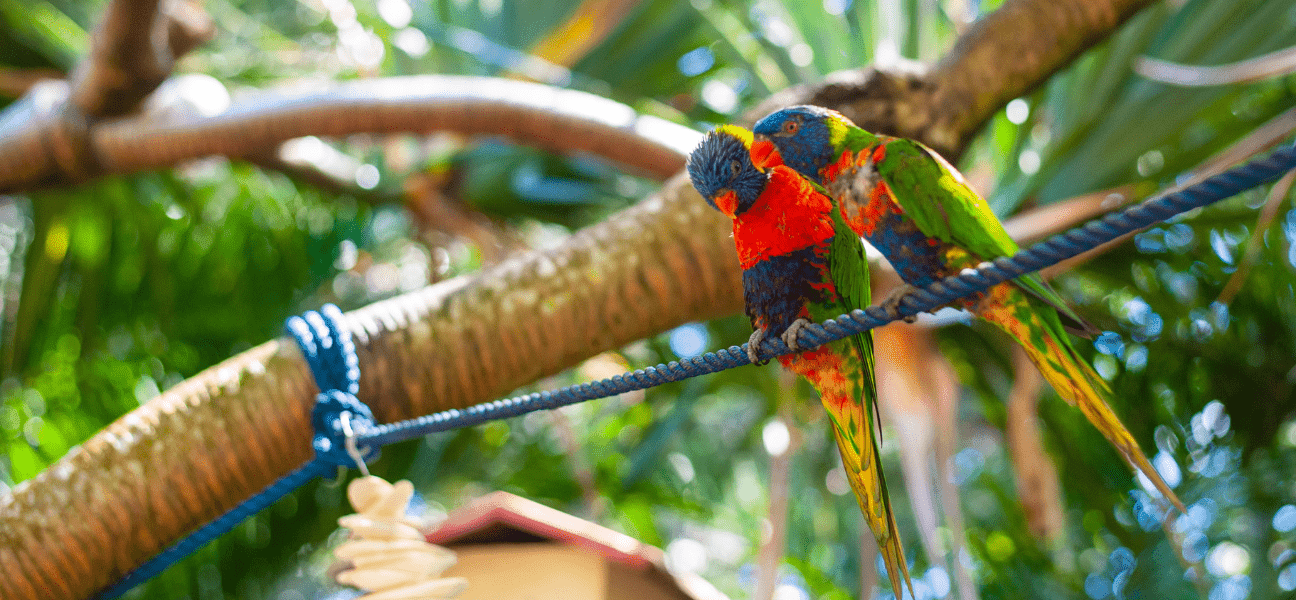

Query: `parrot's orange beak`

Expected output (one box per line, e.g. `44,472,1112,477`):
750,137,782,169
713,190,738,218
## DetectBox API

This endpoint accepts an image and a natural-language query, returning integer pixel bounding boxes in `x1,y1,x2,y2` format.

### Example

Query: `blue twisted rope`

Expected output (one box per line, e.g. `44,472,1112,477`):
95,141,1296,599
288,304,361,395
95,305,373,599
358,142,1296,449
93,460,333,599
287,304,379,468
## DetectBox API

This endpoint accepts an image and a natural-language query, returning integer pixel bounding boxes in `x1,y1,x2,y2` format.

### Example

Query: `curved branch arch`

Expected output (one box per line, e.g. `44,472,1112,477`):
0,75,702,191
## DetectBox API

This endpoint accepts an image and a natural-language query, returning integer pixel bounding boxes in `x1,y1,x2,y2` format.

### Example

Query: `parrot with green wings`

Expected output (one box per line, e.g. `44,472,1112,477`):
687,125,913,596
751,105,1184,514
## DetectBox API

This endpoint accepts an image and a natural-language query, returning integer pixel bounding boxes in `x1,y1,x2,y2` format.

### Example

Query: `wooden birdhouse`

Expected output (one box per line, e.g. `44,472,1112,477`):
425,492,730,600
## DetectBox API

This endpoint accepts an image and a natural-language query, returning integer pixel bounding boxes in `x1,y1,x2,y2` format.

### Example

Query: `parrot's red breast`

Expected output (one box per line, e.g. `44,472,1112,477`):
731,166,837,270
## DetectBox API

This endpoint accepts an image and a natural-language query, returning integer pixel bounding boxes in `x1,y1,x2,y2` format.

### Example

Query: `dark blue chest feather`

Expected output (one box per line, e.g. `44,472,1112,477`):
741,244,829,335
864,214,945,287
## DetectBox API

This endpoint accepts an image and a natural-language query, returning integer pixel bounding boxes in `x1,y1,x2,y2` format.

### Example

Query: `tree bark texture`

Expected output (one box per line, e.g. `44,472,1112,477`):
0,0,1159,598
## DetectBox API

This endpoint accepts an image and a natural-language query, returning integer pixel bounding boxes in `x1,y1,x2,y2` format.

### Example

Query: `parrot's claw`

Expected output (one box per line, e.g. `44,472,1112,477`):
880,284,920,323
746,328,770,365
781,318,813,353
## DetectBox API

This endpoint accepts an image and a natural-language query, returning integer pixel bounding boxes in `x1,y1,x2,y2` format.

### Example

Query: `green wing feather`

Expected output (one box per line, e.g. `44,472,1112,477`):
871,137,1095,334
806,176,876,380
852,134,1185,510
822,198,876,398
813,196,914,597
832,126,1183,513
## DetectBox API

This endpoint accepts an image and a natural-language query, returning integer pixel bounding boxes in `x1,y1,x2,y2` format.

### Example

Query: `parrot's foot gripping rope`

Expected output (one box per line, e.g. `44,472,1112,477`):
781,318,813,352
878,283,922,323
746,328,771,365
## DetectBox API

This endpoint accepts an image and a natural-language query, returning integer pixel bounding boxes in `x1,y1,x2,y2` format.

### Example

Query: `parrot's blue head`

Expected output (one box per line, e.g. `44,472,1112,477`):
752,105,852,182
687,125,767,219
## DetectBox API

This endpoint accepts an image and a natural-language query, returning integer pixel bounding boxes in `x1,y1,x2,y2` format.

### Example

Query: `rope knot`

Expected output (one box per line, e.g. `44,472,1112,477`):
287,303,375,469
312,389,379,467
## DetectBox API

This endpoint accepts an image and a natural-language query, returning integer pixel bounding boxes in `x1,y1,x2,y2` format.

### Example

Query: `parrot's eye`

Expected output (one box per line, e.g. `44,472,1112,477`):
729,160,741,176
782,120,799,134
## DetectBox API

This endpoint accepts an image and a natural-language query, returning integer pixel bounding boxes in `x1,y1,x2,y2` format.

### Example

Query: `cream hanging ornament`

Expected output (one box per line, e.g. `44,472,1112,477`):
331,475,468,600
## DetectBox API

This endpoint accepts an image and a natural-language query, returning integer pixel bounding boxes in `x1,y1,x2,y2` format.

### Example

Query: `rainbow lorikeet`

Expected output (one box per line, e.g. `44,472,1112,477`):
751,105,1185,513
687,125,913,596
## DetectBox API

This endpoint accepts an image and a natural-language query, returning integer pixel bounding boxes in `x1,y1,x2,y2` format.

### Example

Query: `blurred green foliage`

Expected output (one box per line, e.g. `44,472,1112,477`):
1,1,1296,600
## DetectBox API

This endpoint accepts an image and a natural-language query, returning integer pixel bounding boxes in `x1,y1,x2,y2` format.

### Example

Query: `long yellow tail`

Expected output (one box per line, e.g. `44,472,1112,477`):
827,415,912,597
779,343,914,597
977,283,1186,513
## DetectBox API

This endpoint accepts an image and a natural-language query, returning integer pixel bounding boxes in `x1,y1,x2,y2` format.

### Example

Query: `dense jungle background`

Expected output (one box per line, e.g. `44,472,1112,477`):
3,0,1296,599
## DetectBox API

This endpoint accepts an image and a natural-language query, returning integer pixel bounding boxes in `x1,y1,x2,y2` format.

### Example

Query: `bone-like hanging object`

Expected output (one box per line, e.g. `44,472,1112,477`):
332,476,468,600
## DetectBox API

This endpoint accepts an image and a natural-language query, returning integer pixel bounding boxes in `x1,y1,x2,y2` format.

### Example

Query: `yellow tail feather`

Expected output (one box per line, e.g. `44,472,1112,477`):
977,284,1187,514
820,390,914,599
830,420,914,598
781,344,914,597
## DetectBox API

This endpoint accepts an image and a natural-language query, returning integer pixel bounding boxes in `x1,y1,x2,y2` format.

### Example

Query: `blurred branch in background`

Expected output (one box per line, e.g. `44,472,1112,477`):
1135,44,1296,87
68,0,195,118
753,375,798,600
247,148,398,204
0,75,701,192
874,297,979,600
403,169,522,267
1005,345,1066,553
1184,105,1296,186
56,0,213,194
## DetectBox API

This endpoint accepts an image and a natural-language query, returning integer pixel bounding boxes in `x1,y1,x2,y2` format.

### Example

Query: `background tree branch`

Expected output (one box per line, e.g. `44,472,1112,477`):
0,76,699,192
756,0,1157,159
69,0,212,118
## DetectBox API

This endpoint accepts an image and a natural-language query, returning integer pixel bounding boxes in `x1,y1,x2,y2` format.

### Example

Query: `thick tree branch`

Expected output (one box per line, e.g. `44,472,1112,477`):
920,0,1155,154
756,0,1157,159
